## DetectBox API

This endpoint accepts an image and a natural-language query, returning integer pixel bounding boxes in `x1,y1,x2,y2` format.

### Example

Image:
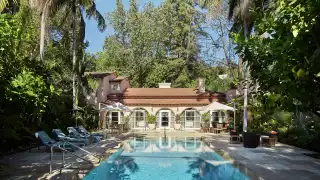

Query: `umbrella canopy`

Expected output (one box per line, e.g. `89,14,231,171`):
200,102,235,112
100,102,131,112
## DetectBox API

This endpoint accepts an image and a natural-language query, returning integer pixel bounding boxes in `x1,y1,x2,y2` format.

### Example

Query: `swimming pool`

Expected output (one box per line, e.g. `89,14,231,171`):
84,136,250,180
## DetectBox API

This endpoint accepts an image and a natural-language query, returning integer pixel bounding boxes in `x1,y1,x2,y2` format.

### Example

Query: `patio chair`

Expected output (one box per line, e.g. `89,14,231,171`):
67,127,100,143
76,125,104,139
229,130,240,144
52,129,90,145
200,123,209,133
35,131,80,152
261,132,277,147
222,123,228,132
213,124,222,134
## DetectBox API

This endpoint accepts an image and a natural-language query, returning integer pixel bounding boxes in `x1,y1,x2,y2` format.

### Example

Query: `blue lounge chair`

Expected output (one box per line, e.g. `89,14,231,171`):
67,127,100,143
52,129,90,145
35,131,79,151
76,125,104,139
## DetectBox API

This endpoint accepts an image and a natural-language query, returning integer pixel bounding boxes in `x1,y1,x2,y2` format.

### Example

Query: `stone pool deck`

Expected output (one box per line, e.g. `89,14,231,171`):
203,133,320,180
1,130,320,180
0,132,135,180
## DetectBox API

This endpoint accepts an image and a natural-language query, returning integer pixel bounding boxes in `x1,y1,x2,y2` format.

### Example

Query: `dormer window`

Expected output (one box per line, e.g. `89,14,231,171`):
111,82,120,91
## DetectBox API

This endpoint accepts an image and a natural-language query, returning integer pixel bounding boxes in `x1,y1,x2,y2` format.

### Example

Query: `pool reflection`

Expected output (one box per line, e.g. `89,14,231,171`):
98,136,250,180
129,136,205,152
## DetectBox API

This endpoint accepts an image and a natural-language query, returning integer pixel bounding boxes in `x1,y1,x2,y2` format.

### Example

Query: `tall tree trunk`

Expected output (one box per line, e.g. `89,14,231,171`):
39,0,50,63
243,61,248,132
72,0,77,124
243,22,249,132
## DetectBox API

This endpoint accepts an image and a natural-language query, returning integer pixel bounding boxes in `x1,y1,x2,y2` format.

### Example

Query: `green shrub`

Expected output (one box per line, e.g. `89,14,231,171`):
146,114,156,124
201,112,210,122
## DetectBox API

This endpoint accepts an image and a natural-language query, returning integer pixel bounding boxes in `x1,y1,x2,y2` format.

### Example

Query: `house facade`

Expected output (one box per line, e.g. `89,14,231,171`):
86,72,229,130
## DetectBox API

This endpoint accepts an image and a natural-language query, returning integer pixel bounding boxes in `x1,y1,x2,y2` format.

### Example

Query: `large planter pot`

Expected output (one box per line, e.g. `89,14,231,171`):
243,132,260,148
203,122,210,128
174,123,181,130
148,124,155,130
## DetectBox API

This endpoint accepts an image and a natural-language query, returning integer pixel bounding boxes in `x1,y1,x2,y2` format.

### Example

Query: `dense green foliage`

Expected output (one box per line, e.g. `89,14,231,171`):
0,0,235,154
94,0,236,90
6,0,320,155
230,0,320,151
0,2,101,154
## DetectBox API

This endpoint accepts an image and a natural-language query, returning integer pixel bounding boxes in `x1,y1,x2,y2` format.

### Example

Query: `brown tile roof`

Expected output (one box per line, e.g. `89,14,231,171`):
123,88,224,97
84,71,114,78
111,76,129,82
106,88,226,106
122,98,219,106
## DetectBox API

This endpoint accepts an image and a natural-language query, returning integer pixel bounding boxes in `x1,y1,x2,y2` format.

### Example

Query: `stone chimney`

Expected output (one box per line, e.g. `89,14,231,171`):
158,83,171,88
197,78,205,93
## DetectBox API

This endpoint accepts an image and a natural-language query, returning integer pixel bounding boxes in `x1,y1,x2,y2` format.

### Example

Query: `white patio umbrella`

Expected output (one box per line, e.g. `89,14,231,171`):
100,102,132,112
200,102,235,112
99,102,131,129
200,102,236,129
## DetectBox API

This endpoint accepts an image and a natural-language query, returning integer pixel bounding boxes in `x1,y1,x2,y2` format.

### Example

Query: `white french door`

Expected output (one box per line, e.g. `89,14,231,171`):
159,110,171,128
134,110,146,128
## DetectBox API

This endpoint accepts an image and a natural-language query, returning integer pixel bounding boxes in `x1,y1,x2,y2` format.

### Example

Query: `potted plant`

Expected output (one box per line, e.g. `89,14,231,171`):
122,115,130,131
201,112,211,128
146,114,156,130
174,114,181,130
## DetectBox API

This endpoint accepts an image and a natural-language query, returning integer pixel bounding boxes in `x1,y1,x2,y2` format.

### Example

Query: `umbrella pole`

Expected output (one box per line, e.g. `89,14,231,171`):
233,102,236,130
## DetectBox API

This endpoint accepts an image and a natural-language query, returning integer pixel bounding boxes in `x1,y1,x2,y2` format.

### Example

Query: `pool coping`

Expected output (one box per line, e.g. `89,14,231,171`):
202,137,265,180
84,136,263,180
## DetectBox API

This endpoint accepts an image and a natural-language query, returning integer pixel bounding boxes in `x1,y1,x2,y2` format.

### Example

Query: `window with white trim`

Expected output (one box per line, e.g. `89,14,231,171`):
211,111,226,123
111,82,120,91
110,111,119,124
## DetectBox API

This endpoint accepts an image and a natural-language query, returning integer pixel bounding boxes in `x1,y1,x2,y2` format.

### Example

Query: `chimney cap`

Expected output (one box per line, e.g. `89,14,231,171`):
158,83,171,88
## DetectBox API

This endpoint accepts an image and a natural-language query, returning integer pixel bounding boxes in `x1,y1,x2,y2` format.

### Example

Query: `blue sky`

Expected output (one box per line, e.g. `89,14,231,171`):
85,0,164,53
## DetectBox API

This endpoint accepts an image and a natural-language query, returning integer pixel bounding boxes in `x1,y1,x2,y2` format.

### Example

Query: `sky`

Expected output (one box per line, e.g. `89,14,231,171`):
85,0,164,53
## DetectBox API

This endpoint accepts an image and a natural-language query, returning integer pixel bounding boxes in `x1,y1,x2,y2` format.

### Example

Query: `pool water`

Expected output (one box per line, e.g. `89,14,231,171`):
84,137,249,180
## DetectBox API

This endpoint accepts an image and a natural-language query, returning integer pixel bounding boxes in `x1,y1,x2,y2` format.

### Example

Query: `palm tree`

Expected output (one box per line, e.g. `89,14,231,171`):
36,0,71,63
228,0,269,131
227,0,257,132
70,0,106,119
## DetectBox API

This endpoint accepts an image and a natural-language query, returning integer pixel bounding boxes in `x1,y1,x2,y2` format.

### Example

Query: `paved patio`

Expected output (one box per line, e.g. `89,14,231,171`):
1,130,320,179
0,132,134,180
203,133,320,180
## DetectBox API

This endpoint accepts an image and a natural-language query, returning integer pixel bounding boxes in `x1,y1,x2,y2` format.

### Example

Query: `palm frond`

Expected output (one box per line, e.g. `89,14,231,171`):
85,1,106,32
79,12,86,47
0,0,8,12
50,0,69,16
0,0,17,12
228,0,237,20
